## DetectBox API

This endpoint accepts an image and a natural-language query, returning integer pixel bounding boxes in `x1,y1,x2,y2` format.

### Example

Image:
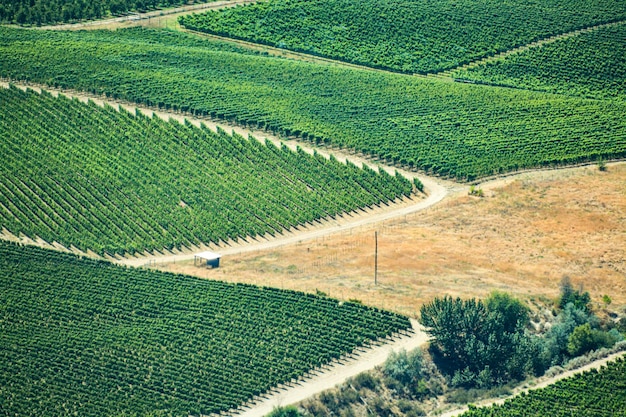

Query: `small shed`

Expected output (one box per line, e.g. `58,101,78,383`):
194,251,222,268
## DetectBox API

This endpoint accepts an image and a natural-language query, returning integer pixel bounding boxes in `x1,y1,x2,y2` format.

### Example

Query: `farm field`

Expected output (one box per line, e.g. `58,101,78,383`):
0,85,414,255
0,240,410,416
460,355,626,417
0,0,217,25
452,22,626,100
179,0,626,74
1,0,626,415
163,163,626,317
2,27,625,181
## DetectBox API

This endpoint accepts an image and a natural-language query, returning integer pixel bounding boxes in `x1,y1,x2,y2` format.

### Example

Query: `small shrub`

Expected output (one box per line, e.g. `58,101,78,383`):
598,160,607,171
351,372,379,391
469,185,484,197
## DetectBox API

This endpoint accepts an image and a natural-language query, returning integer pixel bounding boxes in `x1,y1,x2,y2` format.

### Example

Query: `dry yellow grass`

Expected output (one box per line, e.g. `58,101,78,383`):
160,163,626,317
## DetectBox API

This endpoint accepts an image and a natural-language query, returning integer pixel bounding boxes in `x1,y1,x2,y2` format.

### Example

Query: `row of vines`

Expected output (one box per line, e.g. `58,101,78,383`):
0,240,411,416
1,27,625,181
0,0,215,25
179,0,626,74
452,23,626,101
461,356,626,417
0,85,414,255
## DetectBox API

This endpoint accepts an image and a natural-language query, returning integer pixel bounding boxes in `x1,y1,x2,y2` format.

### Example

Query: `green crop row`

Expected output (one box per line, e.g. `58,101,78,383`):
0,85,413,255
452,23,626,101
1,27,625,181
0,241,410,416
461,355,626,417
179,0,626,74
0,0,215,25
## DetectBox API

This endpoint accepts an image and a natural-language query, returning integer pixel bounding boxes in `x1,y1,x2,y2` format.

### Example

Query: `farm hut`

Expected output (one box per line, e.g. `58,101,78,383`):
194,251,221,268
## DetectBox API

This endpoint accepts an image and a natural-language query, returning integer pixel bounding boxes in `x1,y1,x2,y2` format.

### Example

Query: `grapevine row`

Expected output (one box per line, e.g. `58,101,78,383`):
1,27,624,181
0,241,411,416
179,0,626,74
452,23,626,101
461,356,626,417
0,85,413,255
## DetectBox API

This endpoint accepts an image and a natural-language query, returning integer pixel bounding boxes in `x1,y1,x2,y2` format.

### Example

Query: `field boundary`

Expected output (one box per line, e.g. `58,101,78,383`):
437,19,626,78
439,350,626,417
11,0,260,31
0,81,458,264
228,319,428,417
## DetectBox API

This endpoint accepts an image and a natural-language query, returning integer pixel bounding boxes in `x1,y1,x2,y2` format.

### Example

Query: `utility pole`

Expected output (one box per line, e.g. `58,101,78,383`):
374,231,378,285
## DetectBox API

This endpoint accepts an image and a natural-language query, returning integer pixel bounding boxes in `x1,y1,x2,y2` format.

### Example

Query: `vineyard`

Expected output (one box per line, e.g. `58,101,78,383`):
179,0,626,74
460,355,626,417
0,0,215,25
0,241,411,416
0,85,415,255
452,23,626,101
2,27,625,181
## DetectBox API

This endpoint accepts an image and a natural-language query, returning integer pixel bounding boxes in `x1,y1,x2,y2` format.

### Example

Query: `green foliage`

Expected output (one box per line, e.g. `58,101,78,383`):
0,241,410,416
460,356,626,417
453,24,626,101
0,0,215,25
179,0,626,74
468,186,484,197
1,27,625,181
383,348,423,386
558,277,592,312
0,85,411,255
485,291,530,332
567,323,623,356
419,294,533,387
267,406,303,417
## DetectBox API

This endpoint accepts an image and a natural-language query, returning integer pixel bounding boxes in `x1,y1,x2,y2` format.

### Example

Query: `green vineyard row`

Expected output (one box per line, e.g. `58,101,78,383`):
0,85,414,255
179,0,626,74
452,23,626,101
0,241,411,416
0,0,215,25
461,355,626,417
1,27,625,181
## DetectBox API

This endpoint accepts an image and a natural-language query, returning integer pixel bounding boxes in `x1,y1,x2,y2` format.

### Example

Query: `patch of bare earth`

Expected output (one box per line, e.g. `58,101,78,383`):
160,164,626,316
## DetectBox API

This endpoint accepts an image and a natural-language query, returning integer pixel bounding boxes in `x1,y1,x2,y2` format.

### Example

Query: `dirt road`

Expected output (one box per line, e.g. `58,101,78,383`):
231,319,429,417
439,350,626,417
0,81,459,266
23,0,259,31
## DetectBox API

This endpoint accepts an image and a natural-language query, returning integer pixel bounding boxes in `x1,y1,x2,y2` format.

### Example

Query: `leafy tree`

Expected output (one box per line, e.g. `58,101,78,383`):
419,293,533,387
558,276,591,312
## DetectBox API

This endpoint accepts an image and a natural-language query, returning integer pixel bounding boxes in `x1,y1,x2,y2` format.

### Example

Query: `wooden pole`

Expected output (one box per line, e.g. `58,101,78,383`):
374,231,378,285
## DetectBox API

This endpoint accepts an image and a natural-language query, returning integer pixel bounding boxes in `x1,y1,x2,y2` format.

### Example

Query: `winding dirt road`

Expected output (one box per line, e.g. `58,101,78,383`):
0,81,459,266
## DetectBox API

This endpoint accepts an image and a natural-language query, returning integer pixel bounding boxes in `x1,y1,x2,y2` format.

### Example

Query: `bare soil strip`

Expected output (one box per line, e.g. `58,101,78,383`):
230,319,428,417
17,0,259,31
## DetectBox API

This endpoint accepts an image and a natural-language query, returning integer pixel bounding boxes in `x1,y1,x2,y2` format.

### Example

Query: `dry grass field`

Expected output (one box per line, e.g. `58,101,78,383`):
160,163,626,317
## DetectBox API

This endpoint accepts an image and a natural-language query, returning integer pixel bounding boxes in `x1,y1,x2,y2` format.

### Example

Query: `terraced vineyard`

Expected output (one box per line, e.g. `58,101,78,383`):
179,0,626,74
452,23,626,100
0,85,414,255
2,27,625,181
0,241,410,416
461,355,626,417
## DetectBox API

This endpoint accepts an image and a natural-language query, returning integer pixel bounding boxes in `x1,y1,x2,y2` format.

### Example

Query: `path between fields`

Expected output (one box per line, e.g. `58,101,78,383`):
230,319,428,417
439,350,626,417
438,19,626,77
23,0,259,31
0,81,460,266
